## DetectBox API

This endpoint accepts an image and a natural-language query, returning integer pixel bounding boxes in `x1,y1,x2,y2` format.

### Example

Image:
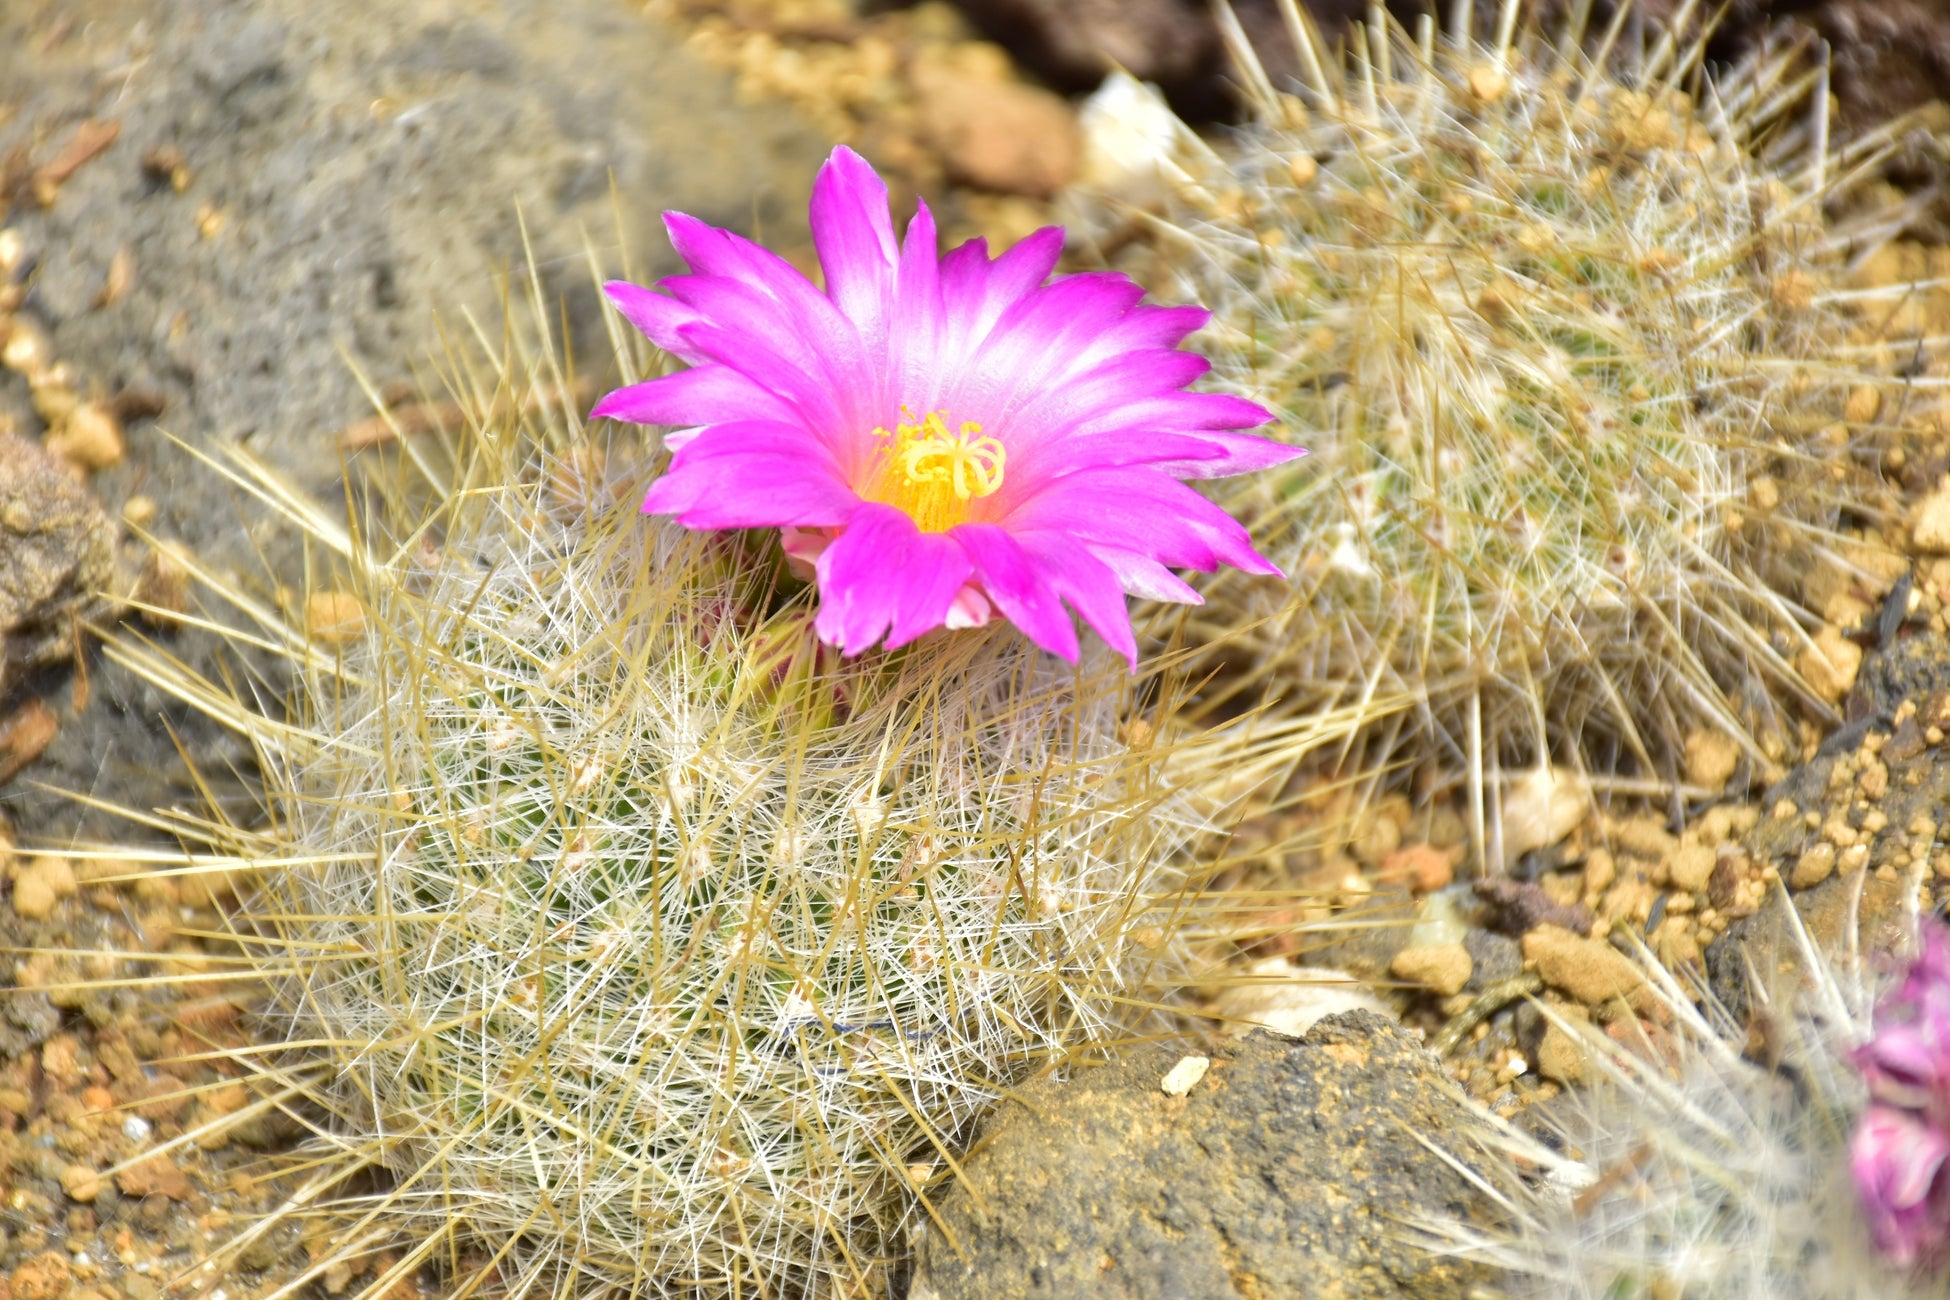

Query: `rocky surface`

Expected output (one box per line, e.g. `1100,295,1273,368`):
1704,627,1950,1018
909,1016,1500,1300
0,0,827,838
0,434,114,691
0,836,317,1297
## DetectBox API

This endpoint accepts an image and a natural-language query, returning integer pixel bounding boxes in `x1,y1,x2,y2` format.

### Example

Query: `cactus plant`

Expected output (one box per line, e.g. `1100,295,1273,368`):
1427,894,1949,1299
103,280,1364,1298
1070,0,1925,847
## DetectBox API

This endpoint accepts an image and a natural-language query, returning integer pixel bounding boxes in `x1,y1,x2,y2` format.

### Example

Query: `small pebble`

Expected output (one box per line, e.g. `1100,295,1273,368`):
1522,924,1644,1006
58,1164,101,1203
11,856,77,920
1389,943,1473,998
305,590,365,645
46,401,126,471
1377,843,1455,893
1845,384,1883,424
1536,1021,1588,1085
2,318,49,375
1666,843,1714,892
1683,730,1739,791
1798,624,1863,702
1612,815,1677,861
1467,63,1509,102
122,1114,152,1143
1500,766,1589,859
1159,1055,1210,1097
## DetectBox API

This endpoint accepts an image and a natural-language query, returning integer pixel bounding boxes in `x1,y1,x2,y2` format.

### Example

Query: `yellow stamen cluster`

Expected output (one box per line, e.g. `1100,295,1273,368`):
867,407,1006,533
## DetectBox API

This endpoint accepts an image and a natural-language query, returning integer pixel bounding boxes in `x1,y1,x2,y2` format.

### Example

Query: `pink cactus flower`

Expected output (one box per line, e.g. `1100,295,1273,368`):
1852,1103,1950,1267
1857,925,1950,1127
590,146,1303,665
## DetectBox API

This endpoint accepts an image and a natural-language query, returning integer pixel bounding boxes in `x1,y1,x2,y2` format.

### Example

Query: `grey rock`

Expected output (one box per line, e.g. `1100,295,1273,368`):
1464,926,1523,991
0,982,60,1060
0,433,115,688
1301,880,1417,983
910,1016,1501,1300
1706,867,1912,1025
1706,631,1950,1020
1846,613,1950,717
0,0,826,838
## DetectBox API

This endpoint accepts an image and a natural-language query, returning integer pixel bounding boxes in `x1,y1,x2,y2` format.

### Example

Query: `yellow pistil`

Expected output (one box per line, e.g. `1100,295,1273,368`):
866,407,1006,533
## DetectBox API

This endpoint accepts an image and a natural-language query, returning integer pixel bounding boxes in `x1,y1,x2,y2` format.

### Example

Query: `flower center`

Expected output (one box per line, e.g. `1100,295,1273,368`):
866,407,1006,533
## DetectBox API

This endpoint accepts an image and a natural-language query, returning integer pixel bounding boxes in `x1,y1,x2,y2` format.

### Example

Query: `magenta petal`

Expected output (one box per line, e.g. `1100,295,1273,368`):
1067,390,1278,441
660,216,874,394
950,524,1081,663
810,146,899,346
1087,545,1205,604
984,227,1065,302
888,199,945,401
998,349,1235,461
672,319,851,438
603,280,705,363
590,365,798,428
813,504,975,655
947,275,1152,422
1015,531,1138,667
1008,430,1283,482
1082,303,1211,359
1852,1105,1950,1266
1009,470,1282,579
1147,433,1307,480
663,212,827,313
937,226,1066,358
642,422,858,529
1859,921,1950,1130
663,274,858,407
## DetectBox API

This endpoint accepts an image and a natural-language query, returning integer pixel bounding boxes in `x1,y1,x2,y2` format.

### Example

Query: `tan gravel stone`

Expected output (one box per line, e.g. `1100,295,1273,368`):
60,1162,102,1202
1536,1020,1589,1085
8,1251,73,1300
1683,729,1740,792
305,590,365,646
1916,484,1950,552
45,401,125,471
1159,1055,1210,1097
1798,624,1862,703
1522,924,1644,1006
115,1152,192,1200
1791,842,1839,890
1582,848,1617,897
11,855,76,920
1377,843,1455,893
1667,843,1715,892
1467,63,1509,102
1613,815,1677,861
1845,384,1883,424
1389,943,1473,997
1500,765,1589,859
920,74,1079,197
